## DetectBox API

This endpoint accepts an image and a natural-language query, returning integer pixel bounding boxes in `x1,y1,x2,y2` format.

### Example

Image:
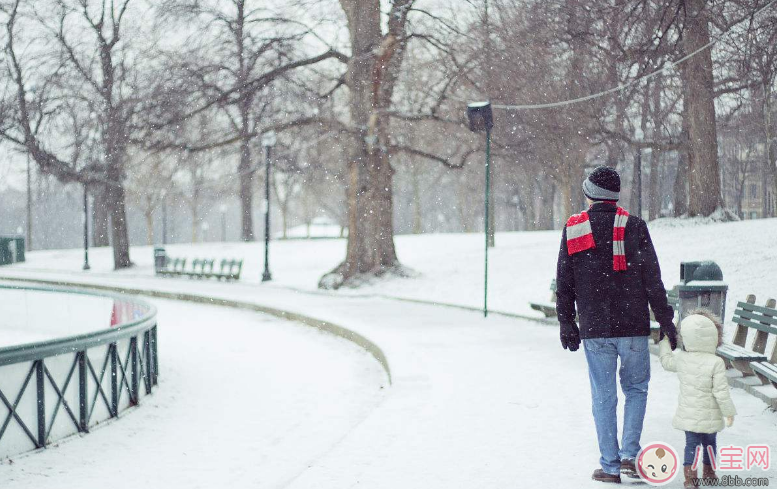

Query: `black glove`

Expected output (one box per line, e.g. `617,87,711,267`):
560,322,580,352
659,322,678,350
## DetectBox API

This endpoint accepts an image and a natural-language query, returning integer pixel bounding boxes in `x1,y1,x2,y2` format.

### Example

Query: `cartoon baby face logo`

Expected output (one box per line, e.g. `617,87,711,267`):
637,442,679,486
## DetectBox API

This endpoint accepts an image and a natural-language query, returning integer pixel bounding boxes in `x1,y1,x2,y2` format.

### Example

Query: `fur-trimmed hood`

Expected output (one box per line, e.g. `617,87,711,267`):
680,310,723,354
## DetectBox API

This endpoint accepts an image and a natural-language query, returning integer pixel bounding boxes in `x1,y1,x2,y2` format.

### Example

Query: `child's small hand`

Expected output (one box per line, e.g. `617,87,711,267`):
726,416,734,427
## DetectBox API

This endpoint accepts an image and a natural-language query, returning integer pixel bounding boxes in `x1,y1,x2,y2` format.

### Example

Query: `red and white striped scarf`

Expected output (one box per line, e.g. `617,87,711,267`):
566,206,629,271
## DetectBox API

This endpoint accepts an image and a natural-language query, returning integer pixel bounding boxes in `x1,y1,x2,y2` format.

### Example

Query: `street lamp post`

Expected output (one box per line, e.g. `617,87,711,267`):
261,131,276,282
83,183,91,271
467,101,494,317
220,204,228,242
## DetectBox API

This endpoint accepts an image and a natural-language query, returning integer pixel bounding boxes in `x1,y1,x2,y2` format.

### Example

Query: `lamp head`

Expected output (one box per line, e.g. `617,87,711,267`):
467,101,494,132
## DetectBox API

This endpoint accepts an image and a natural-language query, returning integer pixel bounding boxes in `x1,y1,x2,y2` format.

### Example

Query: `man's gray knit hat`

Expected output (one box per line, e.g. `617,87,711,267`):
583,166,621,201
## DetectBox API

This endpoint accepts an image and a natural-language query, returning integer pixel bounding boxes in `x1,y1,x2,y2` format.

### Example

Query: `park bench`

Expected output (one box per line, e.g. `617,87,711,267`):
716,295,776,380
216,258,244,281
155,255,243,281
529,279,558,318
647,287,680,343
184,258,215,279
157,257,187,277
529,278,677,343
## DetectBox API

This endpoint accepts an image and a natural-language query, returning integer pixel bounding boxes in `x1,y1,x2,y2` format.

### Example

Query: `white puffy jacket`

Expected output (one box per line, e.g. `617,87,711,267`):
659,314,736,434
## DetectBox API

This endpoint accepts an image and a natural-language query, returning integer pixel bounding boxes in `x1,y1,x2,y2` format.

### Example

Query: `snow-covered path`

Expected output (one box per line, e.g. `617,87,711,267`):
0,270,774,488
0,296,386,489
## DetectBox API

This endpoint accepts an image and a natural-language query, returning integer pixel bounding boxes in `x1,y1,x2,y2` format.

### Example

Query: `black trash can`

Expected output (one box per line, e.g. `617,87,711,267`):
0,236,25,265
154,247,168,272
677,261,728,321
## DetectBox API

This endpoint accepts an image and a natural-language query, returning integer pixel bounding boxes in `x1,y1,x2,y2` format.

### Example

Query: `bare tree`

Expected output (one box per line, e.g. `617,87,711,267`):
154,0,345,242
126,152,178,245
317,0,414,288
0,0,156,268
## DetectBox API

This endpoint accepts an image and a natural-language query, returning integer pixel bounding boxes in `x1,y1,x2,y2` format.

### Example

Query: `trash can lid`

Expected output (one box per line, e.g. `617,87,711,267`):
690,261,723,281
678,281,728,293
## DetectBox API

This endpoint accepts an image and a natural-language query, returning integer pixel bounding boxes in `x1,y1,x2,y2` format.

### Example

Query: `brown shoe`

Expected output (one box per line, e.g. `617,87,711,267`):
592,468,621,483
702,464,719,482
620,459,639,479
683,466,698,488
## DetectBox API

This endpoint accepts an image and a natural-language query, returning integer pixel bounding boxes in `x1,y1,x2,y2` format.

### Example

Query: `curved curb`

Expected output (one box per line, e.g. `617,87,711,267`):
0,276,392,385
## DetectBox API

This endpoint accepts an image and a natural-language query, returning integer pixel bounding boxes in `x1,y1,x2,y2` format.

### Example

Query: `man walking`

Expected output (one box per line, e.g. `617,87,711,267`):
556,166,677,483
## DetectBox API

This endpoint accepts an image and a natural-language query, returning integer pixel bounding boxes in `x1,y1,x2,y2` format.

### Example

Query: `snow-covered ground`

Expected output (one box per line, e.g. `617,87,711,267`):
0,298,386,489
10,217,777,339
1,219,776,488
0,277,773,488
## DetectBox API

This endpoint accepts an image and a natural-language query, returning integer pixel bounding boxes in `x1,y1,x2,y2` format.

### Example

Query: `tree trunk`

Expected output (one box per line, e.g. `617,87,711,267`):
458,177,473,232
236,2,255,243
340,145,398,279
411,163,423,234
190,201,199,243
537,181,556,230
674,103,691,216
736,177,745,219
764,86,775,218
649,76,663,220
319,0,410,288
145,210,154,245
514,186,532,231
680,0,722,216
238,138,255,241
26,156,32,250
280,201,289,239
558,162,576,221
107,182,131,269
631,149,642,217
522,183,538,231
92,186,111,246
673,152,689,216
649,151,662,220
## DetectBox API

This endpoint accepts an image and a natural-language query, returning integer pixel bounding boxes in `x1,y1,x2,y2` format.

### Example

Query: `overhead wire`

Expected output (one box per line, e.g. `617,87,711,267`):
449,0,777,110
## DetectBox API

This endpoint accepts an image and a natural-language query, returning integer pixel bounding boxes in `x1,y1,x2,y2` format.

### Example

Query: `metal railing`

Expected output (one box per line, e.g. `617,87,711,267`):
0,284,158,459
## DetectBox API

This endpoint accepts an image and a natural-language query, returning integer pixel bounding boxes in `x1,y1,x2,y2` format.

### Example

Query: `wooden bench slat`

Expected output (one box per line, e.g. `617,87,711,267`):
737,302,777,315
750,362,777,387
731,316,777,336
717,344,752,353
751,361,777,376
734,309,777,327
716,344,767,361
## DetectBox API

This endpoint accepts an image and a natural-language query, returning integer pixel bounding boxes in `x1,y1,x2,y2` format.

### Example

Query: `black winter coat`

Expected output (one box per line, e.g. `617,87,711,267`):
555,202,674,339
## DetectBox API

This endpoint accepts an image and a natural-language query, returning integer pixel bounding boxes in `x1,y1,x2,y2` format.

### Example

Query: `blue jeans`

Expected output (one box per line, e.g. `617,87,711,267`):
583,336,651,475
684,432,717,466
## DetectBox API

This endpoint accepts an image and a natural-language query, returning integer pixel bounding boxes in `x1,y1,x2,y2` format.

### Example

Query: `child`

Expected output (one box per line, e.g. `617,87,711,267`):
659,309,736,489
